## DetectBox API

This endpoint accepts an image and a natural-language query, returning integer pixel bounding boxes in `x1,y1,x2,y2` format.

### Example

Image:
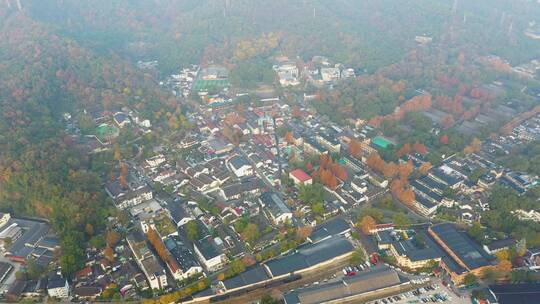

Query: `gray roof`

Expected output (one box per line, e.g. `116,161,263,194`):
489,283,540,304
392,236,440,262
309,218,350,243
265,236,353,277
222,265,270,290
285,266,405,304
164,236,201,272
430,223,493,270
229,155,251,170
260,192,291,219
194,236,221,260
6,219,49,259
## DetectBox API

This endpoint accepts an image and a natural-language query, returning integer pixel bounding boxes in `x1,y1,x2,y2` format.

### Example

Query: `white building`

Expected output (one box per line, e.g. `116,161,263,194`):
227,155,253,178
0,213,11,229
47,273,69,299
193,236,228,272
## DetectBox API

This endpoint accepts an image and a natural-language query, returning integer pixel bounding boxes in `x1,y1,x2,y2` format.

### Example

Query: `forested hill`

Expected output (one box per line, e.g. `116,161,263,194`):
0,10,175,275
11,0,540,74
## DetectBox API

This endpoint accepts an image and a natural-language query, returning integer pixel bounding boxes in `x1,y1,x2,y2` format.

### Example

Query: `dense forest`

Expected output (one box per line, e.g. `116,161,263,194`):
0,9,175,275
14,0,540,74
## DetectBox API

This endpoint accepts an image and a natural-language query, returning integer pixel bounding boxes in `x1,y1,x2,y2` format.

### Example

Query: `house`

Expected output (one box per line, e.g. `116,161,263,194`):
127,232,168,290
6,280,26,302
303,138,328,156
47,272,69,299
0,213,11,228
351,176,368,194
73,286,102,301
113,112,131,128
165,236,204,281
227,155,253,178
316,133,341,154
483,238,516,255
259,192,293,225
221,179,265,201
289,169,313,186
193,236,229,272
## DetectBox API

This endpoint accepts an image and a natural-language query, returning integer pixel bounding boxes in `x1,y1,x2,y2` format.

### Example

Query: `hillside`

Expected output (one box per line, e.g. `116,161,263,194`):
13,0,540,74
0,11,174,275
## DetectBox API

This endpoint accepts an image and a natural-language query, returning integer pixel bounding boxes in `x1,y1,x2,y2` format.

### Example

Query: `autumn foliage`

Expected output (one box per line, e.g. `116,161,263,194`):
359,215,377,235
318,154,347,189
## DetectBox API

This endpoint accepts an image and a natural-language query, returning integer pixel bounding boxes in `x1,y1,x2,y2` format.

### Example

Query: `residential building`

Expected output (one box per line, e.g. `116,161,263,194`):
289,169,313,186
259,192,293,225
165,236,204,281
228,155,254,178
193,236,228,272
47,272,69,299
127,232,168,290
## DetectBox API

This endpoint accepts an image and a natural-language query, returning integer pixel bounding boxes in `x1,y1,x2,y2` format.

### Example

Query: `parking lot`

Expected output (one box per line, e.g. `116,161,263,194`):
367,280,470,304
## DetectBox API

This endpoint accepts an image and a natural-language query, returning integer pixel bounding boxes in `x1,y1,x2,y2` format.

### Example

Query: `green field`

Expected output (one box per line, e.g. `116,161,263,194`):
192,79,229,91
372,136,393,149
95,123,119,141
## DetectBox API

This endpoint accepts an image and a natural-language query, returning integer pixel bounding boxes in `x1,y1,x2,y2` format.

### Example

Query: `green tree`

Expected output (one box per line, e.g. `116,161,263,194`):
242,223,260,244
350,248,366,265
464,273,477,286
185,221,200,241
392,213,410,229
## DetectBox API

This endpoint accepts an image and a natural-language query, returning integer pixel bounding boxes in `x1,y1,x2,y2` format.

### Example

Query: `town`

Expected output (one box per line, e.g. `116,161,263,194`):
0,51,538,304
1,2,540,304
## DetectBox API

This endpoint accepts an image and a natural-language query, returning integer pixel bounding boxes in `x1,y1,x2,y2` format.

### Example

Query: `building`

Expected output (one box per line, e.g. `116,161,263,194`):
73,286,102,301
127,232,168,290
264,236,354,278
488,283,540,304
0,213,11,228
307,218,351,244
274,63,300,87
259,192,293,225
283,266,408,304
221,179,265,201
428,223,494,285
289,169,313,186
303,138,328,156
47,272,69,299
165,236,204,281
483,238,516,255
227,155,253,178
351,176,368,194
193,236,228,272
389,234,441,270
113,112,131,128
316,133,341,154
220,265,270,292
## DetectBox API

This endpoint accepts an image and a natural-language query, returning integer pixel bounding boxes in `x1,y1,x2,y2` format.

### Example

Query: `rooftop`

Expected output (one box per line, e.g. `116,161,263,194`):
222,265,270,290
290,169,312,183
489,283,540,304
265,236,353,277
308,218,350,243
430,223,493,270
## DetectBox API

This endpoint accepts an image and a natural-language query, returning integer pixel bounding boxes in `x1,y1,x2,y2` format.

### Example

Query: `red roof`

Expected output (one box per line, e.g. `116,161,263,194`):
290,169,312,182
75,266,93,279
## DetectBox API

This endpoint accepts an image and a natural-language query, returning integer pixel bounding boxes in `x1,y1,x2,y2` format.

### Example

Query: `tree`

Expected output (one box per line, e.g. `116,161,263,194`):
350,248,366,265
296,226,313,241
185,220,200,242
359,215,377,235
392,213,410,229
349,139,363,158
241,223,260,244
464,273,477,286
106,230,121,248
260,294,278,304
104,246,115,262
419,162,432,175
